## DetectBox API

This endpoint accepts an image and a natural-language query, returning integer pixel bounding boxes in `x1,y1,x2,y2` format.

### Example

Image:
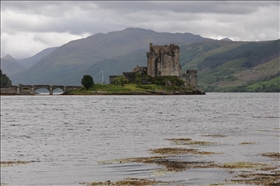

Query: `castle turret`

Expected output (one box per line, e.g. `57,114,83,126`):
147,43,182,77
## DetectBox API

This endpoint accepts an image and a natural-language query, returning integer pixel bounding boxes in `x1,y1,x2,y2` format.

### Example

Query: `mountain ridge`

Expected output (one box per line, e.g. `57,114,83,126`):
10,28,212,85
1,54,24,76
6,28,279,92
18,47,58,69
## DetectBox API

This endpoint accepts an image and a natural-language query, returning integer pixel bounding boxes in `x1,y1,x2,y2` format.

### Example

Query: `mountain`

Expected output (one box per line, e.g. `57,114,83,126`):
1,47,58,77
18,47,58,69
9,28,279,92
180,39,280,92
10,27,212,85
0,54,24,76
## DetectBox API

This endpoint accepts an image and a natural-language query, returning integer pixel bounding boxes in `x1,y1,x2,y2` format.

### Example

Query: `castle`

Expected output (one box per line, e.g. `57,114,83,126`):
147,43,181,77
109,43,197,88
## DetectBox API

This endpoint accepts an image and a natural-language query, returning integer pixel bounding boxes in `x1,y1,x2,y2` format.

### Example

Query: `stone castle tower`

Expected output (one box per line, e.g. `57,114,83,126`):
110,43,197,88
147,43,182,77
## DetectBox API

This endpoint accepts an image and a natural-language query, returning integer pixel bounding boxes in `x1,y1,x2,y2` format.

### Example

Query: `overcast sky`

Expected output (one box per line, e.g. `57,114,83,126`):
1,1,279,59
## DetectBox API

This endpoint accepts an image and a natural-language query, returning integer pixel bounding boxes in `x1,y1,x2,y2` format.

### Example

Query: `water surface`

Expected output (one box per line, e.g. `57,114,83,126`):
1,93,279,185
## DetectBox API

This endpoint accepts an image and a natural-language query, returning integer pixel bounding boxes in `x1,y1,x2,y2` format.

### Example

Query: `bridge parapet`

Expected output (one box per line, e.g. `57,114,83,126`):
18,85,35,95
0,86,18,95
0,85,81,95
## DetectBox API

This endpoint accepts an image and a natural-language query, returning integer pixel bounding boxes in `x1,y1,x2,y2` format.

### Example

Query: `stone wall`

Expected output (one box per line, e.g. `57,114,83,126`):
147,43,182,77
108,43,198,88
132,66,147,74
0,86,18,95
181,70,197,88
122,72,136,83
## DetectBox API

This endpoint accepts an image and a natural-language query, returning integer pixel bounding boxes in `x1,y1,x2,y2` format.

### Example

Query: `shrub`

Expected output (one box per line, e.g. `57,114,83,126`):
0,69,12,87
111,75,129,86
81,75,94,89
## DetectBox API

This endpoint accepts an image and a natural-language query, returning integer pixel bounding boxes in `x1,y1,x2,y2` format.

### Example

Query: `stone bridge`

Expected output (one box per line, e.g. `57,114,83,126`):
0,85,81,95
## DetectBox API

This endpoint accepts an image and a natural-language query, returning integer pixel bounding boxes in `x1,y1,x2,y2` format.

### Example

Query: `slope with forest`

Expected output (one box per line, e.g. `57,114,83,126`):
180,39,280,92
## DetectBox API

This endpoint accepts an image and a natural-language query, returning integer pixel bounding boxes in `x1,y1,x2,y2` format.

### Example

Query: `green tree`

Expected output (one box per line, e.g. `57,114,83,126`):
112,75,128,86
81,75,94,89
0,69,12,87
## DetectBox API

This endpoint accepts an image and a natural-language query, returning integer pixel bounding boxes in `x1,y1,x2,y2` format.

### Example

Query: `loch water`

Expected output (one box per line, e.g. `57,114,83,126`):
1,93,279,185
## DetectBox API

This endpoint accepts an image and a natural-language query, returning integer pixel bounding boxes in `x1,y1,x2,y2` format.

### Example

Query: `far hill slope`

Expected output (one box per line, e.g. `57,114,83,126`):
181,39,280,92
1,47,58,77
9,28,279,92
10,28,211,85
18,47,58,69
0,55,24,76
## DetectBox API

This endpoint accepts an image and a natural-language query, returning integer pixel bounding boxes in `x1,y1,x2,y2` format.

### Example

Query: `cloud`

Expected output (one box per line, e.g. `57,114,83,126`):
1,32,91,59
1,1,279,59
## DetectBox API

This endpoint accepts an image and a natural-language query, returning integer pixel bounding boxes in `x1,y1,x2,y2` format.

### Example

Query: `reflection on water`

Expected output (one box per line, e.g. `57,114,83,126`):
35,88,64,95
1,93,279,185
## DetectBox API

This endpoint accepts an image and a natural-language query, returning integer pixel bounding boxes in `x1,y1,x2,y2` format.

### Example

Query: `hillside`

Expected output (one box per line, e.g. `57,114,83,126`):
0,55,24,76
1,47,58,77
10,28,211,85
18,47,58,69
180,39,280,92
8,28,279,92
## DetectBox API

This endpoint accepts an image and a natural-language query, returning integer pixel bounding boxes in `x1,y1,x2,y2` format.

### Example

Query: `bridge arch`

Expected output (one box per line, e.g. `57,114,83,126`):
18,85,33,95
33,85,53,95
13,85,81,95
52,85,66,95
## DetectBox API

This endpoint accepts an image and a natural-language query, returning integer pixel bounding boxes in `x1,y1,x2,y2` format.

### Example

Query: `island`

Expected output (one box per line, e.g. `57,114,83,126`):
0,43,205,95
66,43,205,95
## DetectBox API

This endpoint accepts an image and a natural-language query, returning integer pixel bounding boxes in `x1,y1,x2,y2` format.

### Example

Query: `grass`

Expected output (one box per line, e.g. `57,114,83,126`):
69,84,134,95
246,76,280,91
94,84,133,92
187,40,280,92
67,82,199,95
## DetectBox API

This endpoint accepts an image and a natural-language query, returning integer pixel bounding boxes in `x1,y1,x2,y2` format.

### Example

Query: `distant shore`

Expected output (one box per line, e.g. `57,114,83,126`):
0,90,205,96
1,83,206,96
62,89,206,95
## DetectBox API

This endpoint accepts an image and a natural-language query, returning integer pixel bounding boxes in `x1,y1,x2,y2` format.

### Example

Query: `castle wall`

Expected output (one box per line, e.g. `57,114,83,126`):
147,43,182,77
108,43,198,88
181,70,197,88
122,72,136,83
132,66,147,74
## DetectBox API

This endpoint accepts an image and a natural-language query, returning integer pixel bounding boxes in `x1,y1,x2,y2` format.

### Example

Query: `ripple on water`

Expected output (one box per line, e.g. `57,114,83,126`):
1,93,279,185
